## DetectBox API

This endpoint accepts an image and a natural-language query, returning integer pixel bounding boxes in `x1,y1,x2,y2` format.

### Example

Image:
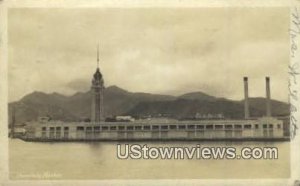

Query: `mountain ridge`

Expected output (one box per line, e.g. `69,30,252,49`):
8,85,289,124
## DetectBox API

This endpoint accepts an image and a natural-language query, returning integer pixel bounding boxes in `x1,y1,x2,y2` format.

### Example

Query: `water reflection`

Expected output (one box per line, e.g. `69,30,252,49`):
9,139,290,180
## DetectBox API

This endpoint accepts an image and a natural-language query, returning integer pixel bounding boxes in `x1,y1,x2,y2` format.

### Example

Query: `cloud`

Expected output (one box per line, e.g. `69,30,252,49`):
8,8,289,102
66,79,90,92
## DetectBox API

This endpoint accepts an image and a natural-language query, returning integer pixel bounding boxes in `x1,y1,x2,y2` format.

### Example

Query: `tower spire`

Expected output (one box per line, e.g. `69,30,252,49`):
97,44,99,68
91,43,105,122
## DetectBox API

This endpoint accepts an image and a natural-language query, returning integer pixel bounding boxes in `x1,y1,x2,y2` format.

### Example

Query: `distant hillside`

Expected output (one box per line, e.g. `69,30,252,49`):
8,86,289,125
8,86,175,124
126,98,289,119
178,92,216,101
244,97,290,117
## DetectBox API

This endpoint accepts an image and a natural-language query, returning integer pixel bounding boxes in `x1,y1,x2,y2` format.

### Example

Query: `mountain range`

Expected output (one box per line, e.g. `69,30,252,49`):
8,85,289,125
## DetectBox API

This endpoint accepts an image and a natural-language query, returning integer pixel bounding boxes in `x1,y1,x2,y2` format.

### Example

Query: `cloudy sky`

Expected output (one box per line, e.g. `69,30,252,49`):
8,8,289,102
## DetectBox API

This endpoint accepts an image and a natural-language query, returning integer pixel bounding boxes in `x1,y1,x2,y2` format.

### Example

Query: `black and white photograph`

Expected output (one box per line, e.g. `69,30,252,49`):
0,1,300,186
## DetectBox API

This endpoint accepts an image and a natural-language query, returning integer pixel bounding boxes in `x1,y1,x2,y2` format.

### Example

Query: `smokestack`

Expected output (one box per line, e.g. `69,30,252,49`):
244,77,249,119
266,77,271,117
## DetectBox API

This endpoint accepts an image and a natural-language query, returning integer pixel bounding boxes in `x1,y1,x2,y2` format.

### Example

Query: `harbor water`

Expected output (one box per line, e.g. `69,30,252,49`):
9,139,290,180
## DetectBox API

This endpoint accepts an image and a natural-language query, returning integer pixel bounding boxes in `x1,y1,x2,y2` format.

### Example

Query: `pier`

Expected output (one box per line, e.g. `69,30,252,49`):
21,117,288,142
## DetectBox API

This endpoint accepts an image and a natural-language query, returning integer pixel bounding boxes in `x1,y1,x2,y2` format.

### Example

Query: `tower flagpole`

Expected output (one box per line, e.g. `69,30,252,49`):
97,44,99,68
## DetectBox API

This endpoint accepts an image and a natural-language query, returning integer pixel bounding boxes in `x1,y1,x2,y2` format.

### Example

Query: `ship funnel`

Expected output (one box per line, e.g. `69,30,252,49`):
266,77,271,117
244,77,250,119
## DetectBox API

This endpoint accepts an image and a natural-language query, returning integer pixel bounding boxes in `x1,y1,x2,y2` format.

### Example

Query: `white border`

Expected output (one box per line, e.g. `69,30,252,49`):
0,0,299,185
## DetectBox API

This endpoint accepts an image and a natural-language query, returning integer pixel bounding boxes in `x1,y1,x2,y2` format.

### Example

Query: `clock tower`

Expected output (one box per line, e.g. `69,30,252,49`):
91,46,104,122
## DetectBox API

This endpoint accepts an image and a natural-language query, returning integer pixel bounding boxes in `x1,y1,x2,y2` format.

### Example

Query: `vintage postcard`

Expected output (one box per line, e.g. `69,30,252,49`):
0,0,300,185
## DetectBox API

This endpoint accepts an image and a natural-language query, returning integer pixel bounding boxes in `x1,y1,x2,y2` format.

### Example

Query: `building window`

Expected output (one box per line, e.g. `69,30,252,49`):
169,125,177,130
134,126,142,130
94,126,100,131
143,126,151,130
178,125,186,130
110,126,117,130
86,127,93,139
56,127,61,138
64,127,69,138
277,124,281,129
127,126,134,130
263,124,268,129
234,125,242,129
102,126,108,130
77,126,84,131
161,125,168,130
118,126,125,130
196,125,204,129
76,126,84,139
206,125,213,129
41,127,47,138
49,127,55,139
215,125,223,129
255,124,259,129
225,125,233,129
94,126,100,137
152,125,159,130
269,124,273,129
244,125,252,129
188,125,195,129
